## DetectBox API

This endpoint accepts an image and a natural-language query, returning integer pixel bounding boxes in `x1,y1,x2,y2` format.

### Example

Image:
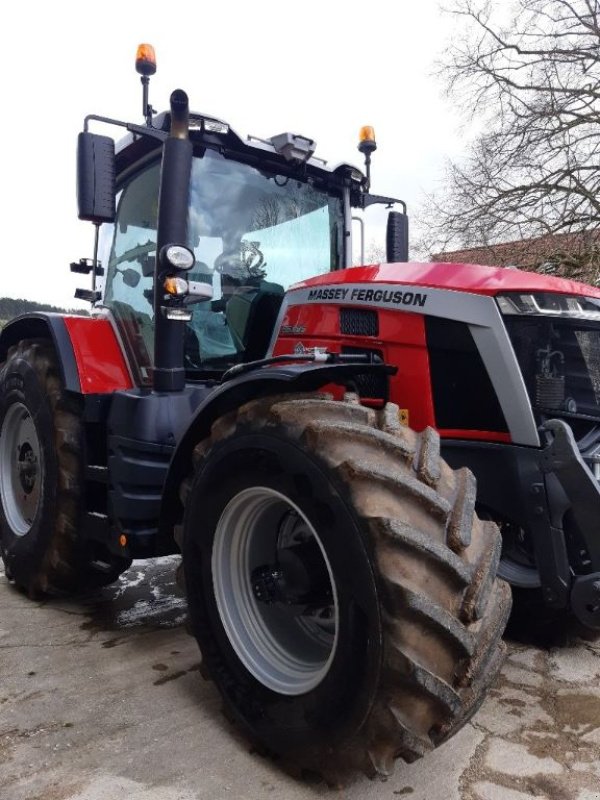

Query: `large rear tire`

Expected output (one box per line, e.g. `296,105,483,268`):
180,394,511,781
0,339,130,596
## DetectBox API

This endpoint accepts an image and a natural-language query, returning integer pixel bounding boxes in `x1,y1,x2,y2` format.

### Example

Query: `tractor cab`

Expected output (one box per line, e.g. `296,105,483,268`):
98,136,349,383
76,48,408,391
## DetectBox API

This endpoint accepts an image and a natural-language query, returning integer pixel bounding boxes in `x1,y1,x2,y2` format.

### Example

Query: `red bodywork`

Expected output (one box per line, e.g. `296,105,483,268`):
272,262,600,443
288,261,600,298
63,316,133,393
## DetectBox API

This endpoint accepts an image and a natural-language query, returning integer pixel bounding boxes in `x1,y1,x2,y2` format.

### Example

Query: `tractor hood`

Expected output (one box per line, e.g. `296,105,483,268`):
271,262,600,449
290,262,600,300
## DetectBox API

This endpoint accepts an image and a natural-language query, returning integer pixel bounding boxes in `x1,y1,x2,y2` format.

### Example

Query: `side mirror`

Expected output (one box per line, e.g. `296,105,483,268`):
121,268,141,288
386,210,409,263
77,132,116,223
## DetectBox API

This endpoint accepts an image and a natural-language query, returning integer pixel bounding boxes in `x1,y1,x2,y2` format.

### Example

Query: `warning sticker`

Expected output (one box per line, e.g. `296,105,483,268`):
398,408,409,427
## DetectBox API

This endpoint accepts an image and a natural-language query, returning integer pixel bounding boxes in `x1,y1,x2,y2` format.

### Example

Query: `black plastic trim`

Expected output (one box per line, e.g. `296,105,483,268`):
441,439,571,607
107,385,211,556
540,419,600,570
426,316,509,433
442,428,600,621
571,572,600,629
0,313,81,392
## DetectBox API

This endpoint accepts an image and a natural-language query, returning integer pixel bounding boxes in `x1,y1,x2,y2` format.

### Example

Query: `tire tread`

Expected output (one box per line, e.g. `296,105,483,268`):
179,394,510,781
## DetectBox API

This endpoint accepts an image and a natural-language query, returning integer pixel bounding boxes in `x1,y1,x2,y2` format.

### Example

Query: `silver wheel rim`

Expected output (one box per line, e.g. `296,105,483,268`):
0,402,43,536
211,486,339,695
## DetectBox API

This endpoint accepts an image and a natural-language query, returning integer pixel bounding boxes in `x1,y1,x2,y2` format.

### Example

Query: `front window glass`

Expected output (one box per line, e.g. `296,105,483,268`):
102,150,344,380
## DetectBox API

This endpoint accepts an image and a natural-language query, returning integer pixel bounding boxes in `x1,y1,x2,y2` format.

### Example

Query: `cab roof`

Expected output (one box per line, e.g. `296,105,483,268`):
114,109,364,185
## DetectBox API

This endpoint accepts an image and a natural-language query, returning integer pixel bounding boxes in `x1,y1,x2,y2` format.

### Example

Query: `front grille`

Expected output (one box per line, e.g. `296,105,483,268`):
340,308,378,337
578,426,600,481
341,346,387,399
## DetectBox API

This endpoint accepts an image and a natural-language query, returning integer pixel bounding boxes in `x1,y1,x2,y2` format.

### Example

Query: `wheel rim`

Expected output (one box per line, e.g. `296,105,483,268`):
0,402,43,536
211,486,339,696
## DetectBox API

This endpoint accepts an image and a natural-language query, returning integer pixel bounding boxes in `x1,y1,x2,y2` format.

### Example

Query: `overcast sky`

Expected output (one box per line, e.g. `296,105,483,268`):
0,0,463,307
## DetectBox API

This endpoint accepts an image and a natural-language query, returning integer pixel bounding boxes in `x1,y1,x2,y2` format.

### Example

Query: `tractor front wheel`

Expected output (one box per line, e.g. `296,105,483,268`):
180,394,511,781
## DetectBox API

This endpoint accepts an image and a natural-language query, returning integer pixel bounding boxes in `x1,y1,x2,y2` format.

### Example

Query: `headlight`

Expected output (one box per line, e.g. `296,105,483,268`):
160,244,195,271
496,293,600,320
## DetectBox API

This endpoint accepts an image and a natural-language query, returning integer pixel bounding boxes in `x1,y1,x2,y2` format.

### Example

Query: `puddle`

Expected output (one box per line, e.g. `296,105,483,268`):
551,692,600,733
460,634,600,800
75,557,186,635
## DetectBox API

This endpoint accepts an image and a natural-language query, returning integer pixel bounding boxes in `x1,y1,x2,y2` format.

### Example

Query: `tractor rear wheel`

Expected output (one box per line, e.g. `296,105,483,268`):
180,394,511,781
0,339,130,596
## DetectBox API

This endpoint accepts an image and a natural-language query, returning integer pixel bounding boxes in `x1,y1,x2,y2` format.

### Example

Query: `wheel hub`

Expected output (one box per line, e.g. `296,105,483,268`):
17,442,38,493
0,403,43,536
251,538,334,607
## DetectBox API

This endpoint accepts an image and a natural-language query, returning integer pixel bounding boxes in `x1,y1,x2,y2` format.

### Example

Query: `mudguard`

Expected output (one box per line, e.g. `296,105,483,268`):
158,361,394,541
0,313,133,394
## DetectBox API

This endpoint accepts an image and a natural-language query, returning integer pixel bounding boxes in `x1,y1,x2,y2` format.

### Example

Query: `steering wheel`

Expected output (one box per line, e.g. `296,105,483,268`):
111,240,156,274
215,241,266,281
240,241,266,277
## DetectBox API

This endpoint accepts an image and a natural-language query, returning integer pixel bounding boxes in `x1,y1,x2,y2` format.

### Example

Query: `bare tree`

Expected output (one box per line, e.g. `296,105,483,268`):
364,240,386,264
421,0,600,275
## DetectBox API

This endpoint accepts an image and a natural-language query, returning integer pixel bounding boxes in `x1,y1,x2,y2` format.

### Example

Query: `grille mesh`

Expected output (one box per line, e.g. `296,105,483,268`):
340,308,379,337
341,346,387,399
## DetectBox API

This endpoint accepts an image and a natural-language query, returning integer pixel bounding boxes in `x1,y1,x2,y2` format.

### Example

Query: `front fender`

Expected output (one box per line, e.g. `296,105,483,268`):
159,362,393,539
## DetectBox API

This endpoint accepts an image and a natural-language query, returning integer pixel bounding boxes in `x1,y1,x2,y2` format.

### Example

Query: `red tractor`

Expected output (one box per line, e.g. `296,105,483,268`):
0,47,510,781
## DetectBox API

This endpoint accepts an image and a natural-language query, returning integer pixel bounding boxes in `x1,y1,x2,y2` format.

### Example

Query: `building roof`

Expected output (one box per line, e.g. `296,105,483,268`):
432,230,600,281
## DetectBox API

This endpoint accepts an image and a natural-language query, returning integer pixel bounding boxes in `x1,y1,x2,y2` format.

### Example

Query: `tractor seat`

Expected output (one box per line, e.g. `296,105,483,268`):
226,280,284,362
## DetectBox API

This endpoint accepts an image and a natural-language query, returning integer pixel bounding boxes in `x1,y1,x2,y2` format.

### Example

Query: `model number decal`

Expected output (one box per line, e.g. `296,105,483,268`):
306,287,427,307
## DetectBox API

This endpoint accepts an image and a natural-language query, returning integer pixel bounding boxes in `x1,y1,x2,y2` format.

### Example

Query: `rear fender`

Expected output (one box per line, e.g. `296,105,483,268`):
0,313,133,394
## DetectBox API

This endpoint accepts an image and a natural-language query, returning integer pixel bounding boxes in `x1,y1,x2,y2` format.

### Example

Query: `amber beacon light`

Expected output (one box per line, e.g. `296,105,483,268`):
358,125,377,190
135,43,157,76
358,125,377,154
135,44,157,126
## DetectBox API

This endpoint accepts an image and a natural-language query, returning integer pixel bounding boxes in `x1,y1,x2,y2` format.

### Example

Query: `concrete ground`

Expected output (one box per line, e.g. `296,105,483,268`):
1,557,599,800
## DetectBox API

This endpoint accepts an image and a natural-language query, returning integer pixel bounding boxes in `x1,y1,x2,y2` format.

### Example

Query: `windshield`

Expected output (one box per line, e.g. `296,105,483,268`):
101,150,344,381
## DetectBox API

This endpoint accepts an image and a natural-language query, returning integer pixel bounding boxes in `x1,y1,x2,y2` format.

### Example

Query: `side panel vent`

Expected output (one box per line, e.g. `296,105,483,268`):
341,346,387,399
340,308,379,337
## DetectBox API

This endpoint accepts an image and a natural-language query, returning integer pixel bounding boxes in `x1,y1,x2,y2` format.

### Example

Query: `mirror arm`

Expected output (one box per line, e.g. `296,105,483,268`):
84,114,167,143
359,193,407,214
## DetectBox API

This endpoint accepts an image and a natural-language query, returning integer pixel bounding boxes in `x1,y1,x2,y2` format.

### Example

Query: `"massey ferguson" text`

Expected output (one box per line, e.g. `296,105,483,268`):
306,287,427,307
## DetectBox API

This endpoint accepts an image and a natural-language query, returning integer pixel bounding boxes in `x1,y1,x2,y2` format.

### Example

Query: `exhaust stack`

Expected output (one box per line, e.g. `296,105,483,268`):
169,89,190,141
153,90,193,393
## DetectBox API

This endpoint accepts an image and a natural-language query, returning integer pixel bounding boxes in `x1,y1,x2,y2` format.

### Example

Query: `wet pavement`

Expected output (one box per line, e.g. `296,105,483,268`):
1,558,599,800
